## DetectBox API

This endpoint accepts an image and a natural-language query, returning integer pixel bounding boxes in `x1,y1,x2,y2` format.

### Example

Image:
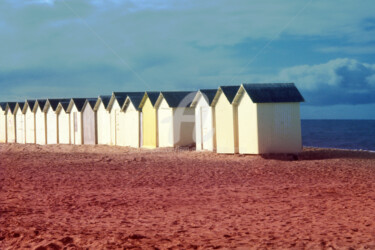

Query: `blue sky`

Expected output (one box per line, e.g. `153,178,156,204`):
1,0,375,119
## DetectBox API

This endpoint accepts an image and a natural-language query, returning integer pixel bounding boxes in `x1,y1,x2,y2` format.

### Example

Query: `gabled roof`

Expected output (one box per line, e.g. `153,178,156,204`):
122,92,145,111
36,99,47,111
158,91,196,108
16,102,25,113
46,98,70,112
112,92,129,108
221,86,240,103
240,83,305,103
139,91,160,108
85,98,98,110
0,102,7,110
191,89,217,107
59,101,70,112
7,102,17,114
69,98,89,112
100,95,111,109
25,100,36,112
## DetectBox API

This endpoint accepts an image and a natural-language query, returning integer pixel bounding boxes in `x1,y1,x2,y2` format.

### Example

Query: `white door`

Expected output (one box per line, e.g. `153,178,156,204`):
201,107,211,150
47,111,57,144
158,108,173,147
16,114,25,143
36,112,46,145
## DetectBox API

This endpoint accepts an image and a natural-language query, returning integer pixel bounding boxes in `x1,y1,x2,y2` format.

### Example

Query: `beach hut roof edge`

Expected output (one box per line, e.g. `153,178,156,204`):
139,91,160,108
190,89,217,107
237,83,305,103
56,101,71,114
45,98,71,112
156,91,196,108
122,92,145,111
0,102,7,110
211,85,240,106
67,98,92,112
6,102,18,114
94,95,111,110
24,100,36,113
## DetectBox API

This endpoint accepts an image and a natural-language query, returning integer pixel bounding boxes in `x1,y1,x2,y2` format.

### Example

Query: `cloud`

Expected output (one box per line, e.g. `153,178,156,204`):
274,58,375,105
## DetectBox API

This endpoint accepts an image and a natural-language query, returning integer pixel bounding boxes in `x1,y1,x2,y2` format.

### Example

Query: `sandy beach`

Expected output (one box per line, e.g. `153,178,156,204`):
1,144,375,249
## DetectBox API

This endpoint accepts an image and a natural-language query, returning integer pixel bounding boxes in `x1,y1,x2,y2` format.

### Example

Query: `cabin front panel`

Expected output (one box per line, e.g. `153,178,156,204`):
7,112,16,143
0,110,7,143
173,107,195,147
142,97,157,148
46,107,58,144
70,106,82,145
214,93,238,154
16,111,25,144
124,102,140,148
237,93,259,154
58,110,70,144
194,95,214,151
35,107,46,145
110,101,121,146
25,107,35,144
97,102,111,145
158,98,173,147
257,103,302,154
82,105,96,145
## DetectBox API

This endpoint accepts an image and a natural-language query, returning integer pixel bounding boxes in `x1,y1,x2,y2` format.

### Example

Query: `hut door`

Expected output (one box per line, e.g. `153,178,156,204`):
115,110,120,145
201,107,210,150
139,112,143,147
73,112,77,144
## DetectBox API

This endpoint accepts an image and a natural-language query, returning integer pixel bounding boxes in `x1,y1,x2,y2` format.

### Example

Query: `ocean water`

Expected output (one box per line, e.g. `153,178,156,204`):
301,120,375,151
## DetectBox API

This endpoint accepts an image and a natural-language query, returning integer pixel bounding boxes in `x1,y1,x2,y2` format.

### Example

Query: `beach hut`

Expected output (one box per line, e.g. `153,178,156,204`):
6,102,17,143
233,83,304,154
0,102,7,143
67,98,97,145
44,99,69,144
56,101,71,144
108,92,128,146
81,98,97,145
24,100,36,144
155,91,196,148
191,89,217,151
15,102,26,144
212,86,240,154
94,96,111,145
121,92,145,148
33,100,47,145
139,92,160,148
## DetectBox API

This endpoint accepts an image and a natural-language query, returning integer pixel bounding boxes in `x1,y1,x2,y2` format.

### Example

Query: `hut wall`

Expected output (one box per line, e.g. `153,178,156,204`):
25,107,35,144
35,107,46,145
82,104,96,145
46,107,58,144
58,109,70,144
142,97,157,148
0,109,7,143
16,110,25,144
157,98,173,147
124,102,140,148
173,107,195,147
96,101,111,145
70,105,82,145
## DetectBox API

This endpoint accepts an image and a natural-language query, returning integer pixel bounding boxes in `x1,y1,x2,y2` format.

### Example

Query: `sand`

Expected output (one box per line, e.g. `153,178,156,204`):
1,144,375,249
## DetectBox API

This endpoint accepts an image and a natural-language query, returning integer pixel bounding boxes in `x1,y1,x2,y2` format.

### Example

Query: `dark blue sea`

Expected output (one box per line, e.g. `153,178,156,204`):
301,120,375,151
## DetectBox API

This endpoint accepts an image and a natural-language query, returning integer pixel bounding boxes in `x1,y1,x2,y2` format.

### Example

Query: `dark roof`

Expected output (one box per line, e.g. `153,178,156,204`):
126,92,145,109
60,101,70,112
99,95,111,109
220,86,240,103
7,102,17,113
26,100,36,110
86,98,98,110
242,83,304,103
0,102,7,110
17,102,25,111
48,98,70,111
161,91,196,107
37,99,47,110
199,89,217,105
71,98,88,112
147,92,160,106
113,92,145,108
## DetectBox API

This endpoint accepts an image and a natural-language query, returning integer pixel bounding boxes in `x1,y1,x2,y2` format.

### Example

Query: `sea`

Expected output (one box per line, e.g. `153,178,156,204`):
301,120,375,152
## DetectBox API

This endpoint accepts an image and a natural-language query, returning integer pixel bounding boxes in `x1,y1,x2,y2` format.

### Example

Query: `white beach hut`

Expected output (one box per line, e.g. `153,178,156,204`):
33,100,47,145
6,102,17,143
0,102,7,143
108,92,128,146
24,100,36,144
81,98,97,145
44,99,69,144
233,83,304,154
15,102,26,144
121,92,145,148
155,91,196,148
191,89,217,151
56,101,71,144
94,96,111,145
212,86,240,154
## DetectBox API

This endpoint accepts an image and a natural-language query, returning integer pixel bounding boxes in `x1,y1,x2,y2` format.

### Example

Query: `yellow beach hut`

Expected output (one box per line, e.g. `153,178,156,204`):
191,89,217,151
212,86,240,154
121,92,145,148
139,92,160,148
24,100,36,144
33,99,47,145
15,102,26,144
6,102,17,143
56,101,71,144
155,91,196,148
0,102,7,143
233,83,304,154
94,96,111,145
